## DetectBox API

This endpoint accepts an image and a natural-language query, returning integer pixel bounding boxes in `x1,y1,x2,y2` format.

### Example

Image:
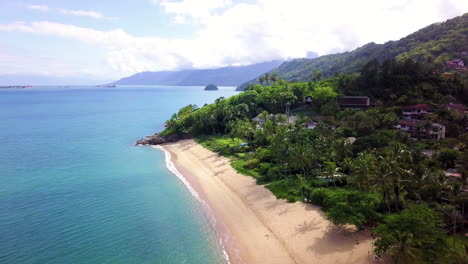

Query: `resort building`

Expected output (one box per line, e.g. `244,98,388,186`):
337,96,372,110
251,114,267,126
303,121,317,130
398,120,446,140
401,104,434,121
252,114,317,129
398,104,445,140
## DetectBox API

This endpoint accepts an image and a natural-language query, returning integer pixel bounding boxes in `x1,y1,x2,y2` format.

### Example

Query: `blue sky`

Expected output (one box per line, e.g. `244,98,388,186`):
0,0,467,83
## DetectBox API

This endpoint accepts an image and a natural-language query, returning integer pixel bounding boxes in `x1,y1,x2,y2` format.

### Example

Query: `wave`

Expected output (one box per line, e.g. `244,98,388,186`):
151,145,231,264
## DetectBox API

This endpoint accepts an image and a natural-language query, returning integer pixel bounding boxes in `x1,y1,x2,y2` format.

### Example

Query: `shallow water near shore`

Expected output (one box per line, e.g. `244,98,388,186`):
0,85,238,264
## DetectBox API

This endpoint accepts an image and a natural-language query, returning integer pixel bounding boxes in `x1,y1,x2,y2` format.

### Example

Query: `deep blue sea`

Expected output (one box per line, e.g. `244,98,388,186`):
0,86,238,264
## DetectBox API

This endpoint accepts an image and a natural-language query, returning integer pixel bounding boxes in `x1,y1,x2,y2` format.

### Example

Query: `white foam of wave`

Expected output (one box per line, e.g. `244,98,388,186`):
151,145,231,264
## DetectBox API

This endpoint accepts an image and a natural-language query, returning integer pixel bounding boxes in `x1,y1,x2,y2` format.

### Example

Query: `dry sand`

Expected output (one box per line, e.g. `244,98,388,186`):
162,139,377,264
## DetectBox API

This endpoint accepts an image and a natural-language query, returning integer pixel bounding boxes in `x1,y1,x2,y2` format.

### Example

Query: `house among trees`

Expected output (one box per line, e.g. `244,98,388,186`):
398,120,446,141
252,113,317,129
304,96,313,104
398,104,445,140
251,114,267,126
445,58,466,72
303,121,317,130
337,96,372,110
401,104,434,121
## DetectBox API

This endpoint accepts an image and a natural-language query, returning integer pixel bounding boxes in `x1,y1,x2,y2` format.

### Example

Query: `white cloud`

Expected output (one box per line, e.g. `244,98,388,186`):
58,9,104,19
27,5,49,11
4,0,468,78
26,4,109,20
154,0,232,23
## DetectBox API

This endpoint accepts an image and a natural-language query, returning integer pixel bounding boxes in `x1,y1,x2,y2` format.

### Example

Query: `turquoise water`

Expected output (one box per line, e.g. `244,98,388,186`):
0,86,238,264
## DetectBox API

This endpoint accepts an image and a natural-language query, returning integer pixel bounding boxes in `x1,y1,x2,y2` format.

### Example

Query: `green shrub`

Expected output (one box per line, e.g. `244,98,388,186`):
265,180,302,202
310,188,329,207
326,202,366,228
259,162,272,175
243,158,260,169
309,179,327,188
267,166,282,179
255,147,272,162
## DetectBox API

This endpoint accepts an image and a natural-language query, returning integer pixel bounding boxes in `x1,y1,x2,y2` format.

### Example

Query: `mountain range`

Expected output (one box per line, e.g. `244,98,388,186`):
111,60,283,86
238,13,467,90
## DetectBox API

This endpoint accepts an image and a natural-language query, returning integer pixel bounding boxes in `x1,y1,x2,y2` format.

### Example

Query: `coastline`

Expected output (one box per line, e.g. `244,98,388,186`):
160,139,377,264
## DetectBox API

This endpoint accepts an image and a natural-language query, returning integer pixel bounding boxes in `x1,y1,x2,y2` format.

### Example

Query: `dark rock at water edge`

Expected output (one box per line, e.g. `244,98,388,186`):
135,134,183,145
204,84,218,90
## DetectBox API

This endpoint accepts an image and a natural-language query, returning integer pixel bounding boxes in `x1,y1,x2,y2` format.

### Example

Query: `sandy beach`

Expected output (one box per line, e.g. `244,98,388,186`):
162,139,376,264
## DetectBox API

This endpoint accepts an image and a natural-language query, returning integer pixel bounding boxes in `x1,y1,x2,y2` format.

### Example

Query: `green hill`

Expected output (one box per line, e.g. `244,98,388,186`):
239,13,467,90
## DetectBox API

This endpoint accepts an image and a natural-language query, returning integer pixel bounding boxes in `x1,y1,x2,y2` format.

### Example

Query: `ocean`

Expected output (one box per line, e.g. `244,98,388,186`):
0,86,238,264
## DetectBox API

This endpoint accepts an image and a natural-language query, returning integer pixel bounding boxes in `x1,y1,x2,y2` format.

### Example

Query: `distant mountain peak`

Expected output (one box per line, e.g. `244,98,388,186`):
111,60,283,86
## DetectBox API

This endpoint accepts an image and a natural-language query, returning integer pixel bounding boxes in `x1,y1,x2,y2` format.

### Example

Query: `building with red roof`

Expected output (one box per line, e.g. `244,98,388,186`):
398,120,445,140
398,104,445,140
401,104,434,121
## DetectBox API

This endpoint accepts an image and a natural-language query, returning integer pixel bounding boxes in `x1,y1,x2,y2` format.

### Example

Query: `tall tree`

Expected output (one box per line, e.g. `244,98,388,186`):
374,204,447,263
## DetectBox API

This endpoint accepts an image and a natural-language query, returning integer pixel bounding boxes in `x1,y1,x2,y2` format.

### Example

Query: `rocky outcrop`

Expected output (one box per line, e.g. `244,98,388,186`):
135,134,183,146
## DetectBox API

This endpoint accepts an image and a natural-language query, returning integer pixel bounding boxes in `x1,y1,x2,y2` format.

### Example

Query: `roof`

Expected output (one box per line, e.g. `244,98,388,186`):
251,114,265,122
400,120,417,126
445,172,462,178
401,104,433,110
337,96,370,106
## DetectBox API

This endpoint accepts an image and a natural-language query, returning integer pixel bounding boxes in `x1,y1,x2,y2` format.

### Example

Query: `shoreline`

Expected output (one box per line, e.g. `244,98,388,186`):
159,139,377,264
152,145,239,263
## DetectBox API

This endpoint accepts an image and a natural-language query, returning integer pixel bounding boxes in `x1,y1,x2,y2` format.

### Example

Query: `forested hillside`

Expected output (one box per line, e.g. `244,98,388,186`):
239,13,467,90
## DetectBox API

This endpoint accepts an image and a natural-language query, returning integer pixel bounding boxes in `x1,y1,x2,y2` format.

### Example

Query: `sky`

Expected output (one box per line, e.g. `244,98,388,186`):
0,0,467,83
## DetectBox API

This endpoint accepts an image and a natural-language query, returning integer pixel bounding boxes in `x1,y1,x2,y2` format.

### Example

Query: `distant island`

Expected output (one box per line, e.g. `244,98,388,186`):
204,84,218,91
110,60,283,86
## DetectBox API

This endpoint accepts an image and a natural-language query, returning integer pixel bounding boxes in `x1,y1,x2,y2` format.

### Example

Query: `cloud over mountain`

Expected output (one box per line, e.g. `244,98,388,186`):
1,0,467,79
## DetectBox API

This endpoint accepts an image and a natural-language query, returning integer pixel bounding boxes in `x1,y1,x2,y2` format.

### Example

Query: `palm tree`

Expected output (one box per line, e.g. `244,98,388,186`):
372,164,395,213
382,143,412,211
323,161,342,186
296,174,308,201
350,151,377,192
289,142,314,178
333,139,352,163
388,231,422,263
